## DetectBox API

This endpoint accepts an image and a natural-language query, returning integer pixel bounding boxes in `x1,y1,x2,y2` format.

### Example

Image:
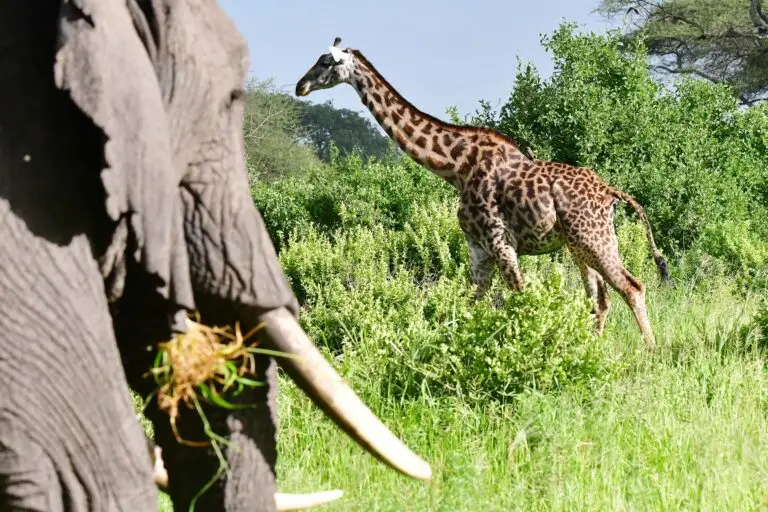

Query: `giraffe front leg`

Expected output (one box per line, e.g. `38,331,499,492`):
467,238,495,301
487,227,524,293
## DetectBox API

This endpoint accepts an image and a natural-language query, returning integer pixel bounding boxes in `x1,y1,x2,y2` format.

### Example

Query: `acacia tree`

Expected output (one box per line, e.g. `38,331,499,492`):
242,78,320,181
597,0,768,104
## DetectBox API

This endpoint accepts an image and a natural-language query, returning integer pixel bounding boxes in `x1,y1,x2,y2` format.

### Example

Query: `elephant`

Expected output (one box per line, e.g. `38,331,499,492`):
0,1,431,511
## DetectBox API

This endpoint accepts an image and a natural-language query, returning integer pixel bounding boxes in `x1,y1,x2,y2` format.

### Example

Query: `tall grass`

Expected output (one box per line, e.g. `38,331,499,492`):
154,279,767,510
274,281,768,511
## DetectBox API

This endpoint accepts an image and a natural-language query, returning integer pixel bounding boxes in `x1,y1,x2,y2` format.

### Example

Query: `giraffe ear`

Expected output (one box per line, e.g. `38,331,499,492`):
329,46,348,63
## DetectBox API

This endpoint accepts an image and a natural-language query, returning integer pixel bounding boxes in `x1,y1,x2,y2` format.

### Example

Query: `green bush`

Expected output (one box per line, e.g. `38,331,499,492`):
279,211,614,404
614,216,664,285
251,149,455,251
461,23,768,284
440,269,611,402
697,220,768,289
741,298,768,351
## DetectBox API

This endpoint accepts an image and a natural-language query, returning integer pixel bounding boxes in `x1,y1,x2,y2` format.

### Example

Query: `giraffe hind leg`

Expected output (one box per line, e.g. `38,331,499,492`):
575,259,612,336
555,188,656,347
574,244,655,347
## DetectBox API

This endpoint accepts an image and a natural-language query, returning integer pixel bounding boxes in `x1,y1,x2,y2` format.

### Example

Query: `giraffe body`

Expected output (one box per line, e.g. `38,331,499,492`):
296,39,669,347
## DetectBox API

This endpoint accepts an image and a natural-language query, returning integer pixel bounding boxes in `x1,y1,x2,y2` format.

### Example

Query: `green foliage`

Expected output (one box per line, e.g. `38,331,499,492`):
464,23,768,283
296,99,396,163
442,270,610,401
597,0,768,104
280,221,611,404
614,218,660,285
741,295,768,349
242,78,321,181
697,219,768,289
251,149,456,251
241,79,395,182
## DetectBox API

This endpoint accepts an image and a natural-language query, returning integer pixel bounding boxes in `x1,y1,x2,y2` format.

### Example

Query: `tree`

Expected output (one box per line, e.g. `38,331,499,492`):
240,78,397,181
597,0,768,104
295,100,396,163
242,78,320,181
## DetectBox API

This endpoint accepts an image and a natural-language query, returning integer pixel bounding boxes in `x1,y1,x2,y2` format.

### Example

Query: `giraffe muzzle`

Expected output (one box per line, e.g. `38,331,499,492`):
295,81,310,97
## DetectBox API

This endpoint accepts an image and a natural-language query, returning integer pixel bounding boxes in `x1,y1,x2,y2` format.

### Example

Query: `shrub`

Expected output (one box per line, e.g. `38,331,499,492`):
460,22,768,283
614,216,665,285
696,219,768,291
280,216,614,404
251,149,455,251
439,269,612,402
741,298,768,352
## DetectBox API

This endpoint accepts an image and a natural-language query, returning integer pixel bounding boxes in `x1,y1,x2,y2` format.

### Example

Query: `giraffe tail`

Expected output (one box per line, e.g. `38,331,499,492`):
610,187,670,283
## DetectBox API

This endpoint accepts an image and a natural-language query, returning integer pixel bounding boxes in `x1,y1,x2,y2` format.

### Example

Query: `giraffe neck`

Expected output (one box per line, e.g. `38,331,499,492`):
346,50,524,188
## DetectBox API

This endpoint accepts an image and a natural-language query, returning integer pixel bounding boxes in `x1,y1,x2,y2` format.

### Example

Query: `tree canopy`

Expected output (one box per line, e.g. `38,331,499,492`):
296,100,395,163
241,78,395,181
597,0,768,104
242,78,320,181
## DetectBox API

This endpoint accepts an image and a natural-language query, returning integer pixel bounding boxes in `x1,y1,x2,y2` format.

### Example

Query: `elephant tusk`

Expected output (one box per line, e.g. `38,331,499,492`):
275,490,344,510
153,446,342,510
259,307,432,481
152,445,343,509
152,445,169,490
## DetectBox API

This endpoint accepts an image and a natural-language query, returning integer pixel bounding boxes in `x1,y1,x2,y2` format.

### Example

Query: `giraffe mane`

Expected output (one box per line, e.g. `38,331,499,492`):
349,49,521,149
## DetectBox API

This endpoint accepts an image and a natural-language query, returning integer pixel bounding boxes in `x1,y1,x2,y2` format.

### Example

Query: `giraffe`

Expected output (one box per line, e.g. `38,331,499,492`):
295,38,669,347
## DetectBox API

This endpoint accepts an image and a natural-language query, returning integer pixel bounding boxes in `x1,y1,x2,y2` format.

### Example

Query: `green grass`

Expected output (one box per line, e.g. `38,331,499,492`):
272,281,768,511
153,277,768,511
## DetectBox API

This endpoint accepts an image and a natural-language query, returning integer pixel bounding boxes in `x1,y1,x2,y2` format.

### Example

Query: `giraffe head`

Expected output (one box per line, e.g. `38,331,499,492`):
295,37,356,97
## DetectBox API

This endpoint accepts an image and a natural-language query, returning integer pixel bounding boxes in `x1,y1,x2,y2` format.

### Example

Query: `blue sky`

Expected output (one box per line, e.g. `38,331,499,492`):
218,1,616,123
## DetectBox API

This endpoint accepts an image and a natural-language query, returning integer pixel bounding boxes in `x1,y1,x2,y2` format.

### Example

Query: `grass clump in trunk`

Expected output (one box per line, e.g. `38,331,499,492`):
143,315,284,510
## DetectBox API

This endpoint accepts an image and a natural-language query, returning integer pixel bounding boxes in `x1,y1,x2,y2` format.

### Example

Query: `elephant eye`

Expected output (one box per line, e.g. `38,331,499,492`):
228,88,245,106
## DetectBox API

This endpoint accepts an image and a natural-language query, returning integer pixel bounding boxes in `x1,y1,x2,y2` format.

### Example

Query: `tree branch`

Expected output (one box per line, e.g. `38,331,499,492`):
654,64,725,84
750,0,768,36
740,93,768,105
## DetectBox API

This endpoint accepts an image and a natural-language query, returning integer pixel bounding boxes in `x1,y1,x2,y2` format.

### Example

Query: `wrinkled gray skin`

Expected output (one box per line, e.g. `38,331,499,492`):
0,0,297,510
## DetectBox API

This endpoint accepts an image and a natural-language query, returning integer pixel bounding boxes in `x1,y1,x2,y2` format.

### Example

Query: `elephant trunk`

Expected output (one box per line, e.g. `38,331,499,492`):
259,307,433,482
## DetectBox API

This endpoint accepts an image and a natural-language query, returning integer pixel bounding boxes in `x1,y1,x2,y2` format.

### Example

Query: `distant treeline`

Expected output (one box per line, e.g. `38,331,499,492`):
242,78,396,181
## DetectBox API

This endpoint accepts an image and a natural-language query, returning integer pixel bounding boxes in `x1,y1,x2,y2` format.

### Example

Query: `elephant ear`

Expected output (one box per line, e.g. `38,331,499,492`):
53,0,194,321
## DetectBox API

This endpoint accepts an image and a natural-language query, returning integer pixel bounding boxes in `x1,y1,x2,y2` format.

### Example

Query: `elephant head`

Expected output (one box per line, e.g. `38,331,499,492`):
0,1,429,511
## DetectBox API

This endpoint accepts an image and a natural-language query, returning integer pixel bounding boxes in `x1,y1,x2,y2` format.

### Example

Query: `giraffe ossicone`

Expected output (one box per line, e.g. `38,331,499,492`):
329,45,348,62
295,40,669,348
